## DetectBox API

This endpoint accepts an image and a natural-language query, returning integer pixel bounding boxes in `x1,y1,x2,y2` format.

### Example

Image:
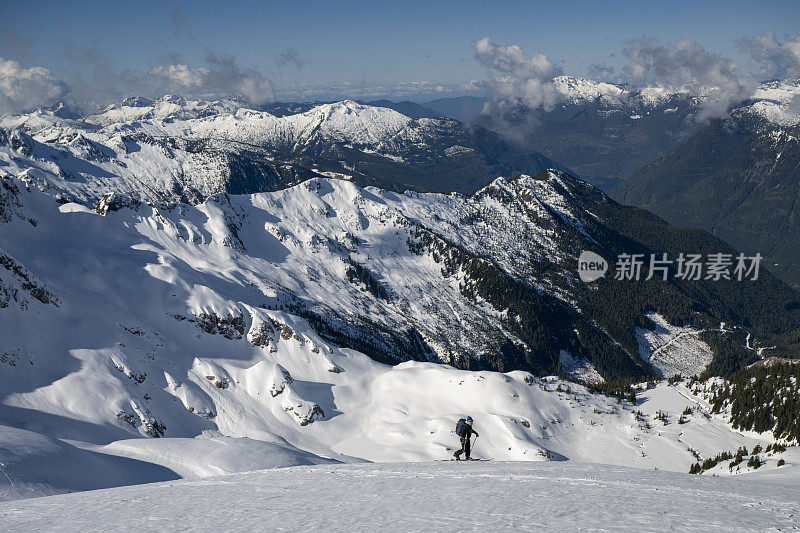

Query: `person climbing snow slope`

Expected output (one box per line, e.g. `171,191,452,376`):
454,416,479,460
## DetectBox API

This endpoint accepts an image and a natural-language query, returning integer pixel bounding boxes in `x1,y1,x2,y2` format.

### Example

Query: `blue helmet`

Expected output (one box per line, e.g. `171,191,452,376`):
466,416,473,423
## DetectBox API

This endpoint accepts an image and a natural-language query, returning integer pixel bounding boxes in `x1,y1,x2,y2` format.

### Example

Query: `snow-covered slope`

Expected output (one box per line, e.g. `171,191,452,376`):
2,461,798,532
1,172,795,502
1,168,789,383
2,169,715,386
0,425,178,501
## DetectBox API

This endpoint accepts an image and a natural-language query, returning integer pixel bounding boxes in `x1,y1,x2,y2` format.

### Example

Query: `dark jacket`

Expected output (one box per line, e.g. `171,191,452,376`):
459,424,479,441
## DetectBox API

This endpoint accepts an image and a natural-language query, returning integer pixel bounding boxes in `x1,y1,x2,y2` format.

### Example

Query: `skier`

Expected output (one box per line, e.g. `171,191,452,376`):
453,416,479,460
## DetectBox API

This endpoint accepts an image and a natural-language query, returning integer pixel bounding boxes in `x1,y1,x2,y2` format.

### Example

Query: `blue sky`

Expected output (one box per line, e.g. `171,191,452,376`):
1,0,799,105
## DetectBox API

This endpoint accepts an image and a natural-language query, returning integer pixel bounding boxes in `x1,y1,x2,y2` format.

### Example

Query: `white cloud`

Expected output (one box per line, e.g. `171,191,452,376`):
275,49,309,70
738,31,800,80
149,64,207,88
472,37,561,112
473,37,559,79
458,80,481,92
149,53,275,105
587,63,617,82
0,57,68,115
622,36,756,119
273,79,479,101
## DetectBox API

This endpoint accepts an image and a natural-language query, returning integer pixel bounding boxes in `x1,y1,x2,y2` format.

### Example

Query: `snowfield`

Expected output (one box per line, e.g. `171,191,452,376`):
1,461,798,532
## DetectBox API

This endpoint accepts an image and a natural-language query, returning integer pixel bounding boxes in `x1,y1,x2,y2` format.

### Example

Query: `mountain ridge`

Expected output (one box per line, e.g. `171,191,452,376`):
0,99,564,204
4,168,799,382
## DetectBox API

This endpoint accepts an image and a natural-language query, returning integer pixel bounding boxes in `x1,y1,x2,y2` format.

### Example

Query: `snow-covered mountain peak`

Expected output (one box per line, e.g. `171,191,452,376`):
751,77,800,101
81,97,413,139
634,85,690,106
745,77,800,126
84,95,246,127
315,99,370,115
294,100,413,142
553,75,626,104
547,75,699,109
2,94,560,206
0,107,73,134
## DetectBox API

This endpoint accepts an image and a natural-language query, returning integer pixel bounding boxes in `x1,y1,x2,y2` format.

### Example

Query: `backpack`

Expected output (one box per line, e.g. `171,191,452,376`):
455,418,467,437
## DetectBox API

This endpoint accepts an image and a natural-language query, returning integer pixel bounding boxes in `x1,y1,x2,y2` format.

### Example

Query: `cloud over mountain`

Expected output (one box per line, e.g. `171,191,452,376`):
0,58,69,115
472,37,562,112
738,31,800,80
150,53,275,104
622,36,756,119
587,63,617,83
